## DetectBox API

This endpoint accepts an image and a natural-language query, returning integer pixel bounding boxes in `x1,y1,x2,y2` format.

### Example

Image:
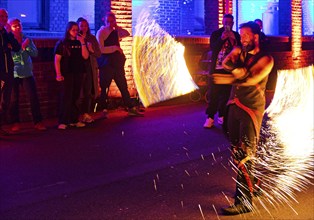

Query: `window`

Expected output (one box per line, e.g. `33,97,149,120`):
68,0,95,30
8,0,48,30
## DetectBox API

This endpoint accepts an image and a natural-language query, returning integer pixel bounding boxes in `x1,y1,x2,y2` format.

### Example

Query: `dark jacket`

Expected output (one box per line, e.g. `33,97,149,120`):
0,28,21,77
209,27,241,74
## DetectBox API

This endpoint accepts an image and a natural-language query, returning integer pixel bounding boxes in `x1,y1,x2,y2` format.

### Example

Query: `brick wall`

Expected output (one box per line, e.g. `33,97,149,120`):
49,0,69,32
157,0,181,35
205,0,219,35
0,0,8,8
180,0,194,35
279,0,291,36
95,0,111,32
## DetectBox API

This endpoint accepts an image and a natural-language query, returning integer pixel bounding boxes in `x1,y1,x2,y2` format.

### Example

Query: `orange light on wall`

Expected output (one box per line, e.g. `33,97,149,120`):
291,0,302,66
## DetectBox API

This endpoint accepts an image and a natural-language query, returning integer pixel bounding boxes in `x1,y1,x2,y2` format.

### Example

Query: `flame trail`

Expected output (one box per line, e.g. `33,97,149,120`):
132,1,198,107
251,65,313,213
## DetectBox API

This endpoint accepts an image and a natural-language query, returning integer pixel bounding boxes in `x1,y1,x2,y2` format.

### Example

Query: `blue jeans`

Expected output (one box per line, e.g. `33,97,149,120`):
10,76,43,124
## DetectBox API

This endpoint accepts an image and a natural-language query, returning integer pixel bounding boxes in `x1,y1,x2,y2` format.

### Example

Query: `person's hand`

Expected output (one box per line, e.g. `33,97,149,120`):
87,42,94,53
76,34,85,44
4,23,11,32
22,38,30,50
221,30,229,40
56,75,64,81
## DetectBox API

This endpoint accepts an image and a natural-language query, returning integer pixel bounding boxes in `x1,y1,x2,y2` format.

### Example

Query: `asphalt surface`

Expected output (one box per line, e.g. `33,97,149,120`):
0,99,313,220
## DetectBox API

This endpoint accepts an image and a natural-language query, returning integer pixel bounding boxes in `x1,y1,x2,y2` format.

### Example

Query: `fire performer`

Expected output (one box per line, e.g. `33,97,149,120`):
213,21,274,215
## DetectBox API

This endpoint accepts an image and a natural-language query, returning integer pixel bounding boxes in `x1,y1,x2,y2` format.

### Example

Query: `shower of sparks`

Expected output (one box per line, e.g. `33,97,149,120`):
132,1,198,107
229,65,314,213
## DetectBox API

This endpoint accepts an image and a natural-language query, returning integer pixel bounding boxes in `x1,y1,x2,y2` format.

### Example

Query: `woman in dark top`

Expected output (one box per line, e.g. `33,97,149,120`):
54,21,89,130
76,17,101,123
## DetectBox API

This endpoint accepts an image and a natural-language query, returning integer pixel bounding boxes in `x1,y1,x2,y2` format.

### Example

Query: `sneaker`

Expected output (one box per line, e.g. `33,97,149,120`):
11,123,21,132
58,124,67,130
81,113,94,123
218,116,224,125
221,204,251,215
70,121,86,128
203,118,214,128
102,109,108,119
128,107,144,117
34,122,47,131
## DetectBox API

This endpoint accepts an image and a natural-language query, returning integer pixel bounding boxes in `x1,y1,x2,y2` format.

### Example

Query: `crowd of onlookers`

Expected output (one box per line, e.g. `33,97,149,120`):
0,9,143,136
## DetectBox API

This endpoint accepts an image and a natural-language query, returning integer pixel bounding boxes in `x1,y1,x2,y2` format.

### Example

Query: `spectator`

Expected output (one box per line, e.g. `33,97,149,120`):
8,18,46,132
0,9,20,136
77,17,101,123
54,21,89,130
254,19,268,51
203,14,241,128
96,12,143,117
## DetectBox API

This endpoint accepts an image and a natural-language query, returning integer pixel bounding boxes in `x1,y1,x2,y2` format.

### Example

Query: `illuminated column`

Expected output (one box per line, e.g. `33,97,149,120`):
218,0,233,28
291,0,302,66
218,0,224,28
225,0,233,14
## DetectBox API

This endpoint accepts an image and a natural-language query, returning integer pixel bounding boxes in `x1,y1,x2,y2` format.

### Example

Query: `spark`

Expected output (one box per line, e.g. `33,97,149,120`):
153,179,157,191
156,173,159,181
201,154,205,160
185,152,190,159
182,147,189,151
181,200,184,208
93,103,98,112
198,204,206,220
211,153,217,162
132,1,198,107
184,170,190,177
212,204,220,220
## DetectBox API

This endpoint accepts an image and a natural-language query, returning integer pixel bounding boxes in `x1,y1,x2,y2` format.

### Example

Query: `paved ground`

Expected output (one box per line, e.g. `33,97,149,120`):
0,99,313,220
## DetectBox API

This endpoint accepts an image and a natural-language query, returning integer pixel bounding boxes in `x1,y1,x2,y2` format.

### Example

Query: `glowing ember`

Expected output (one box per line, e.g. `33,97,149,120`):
248,65,313,213
132,1,198,107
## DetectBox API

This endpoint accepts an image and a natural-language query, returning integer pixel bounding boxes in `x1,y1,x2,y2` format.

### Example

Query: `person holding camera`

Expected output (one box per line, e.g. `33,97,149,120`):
203,14,241,129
